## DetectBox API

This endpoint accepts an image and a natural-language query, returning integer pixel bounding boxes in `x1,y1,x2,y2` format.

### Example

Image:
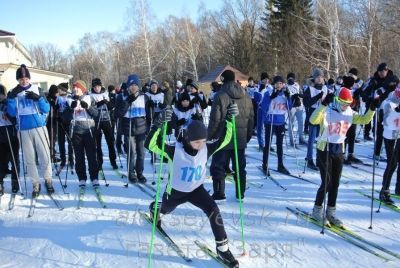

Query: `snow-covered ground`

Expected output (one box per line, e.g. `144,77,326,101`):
0,127,399,268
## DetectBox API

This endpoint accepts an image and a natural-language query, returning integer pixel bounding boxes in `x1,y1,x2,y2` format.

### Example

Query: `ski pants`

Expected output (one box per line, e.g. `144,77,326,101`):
72,130,98,181
125,134,145,176
160,185,227,241
0,126,20,183
95,120,116,166
263,123,285,168
345,124,357,155
19,126,52,185
58,122,73,163
315,148,344,207
382,138,400,191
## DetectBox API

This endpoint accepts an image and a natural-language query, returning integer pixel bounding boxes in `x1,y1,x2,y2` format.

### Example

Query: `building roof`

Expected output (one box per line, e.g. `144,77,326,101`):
198,65,249,83
0,63,72,79
0,30,15,36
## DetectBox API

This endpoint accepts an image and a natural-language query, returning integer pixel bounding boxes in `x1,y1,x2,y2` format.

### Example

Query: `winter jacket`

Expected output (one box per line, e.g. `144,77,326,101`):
163,88,174,107
7,84,49,131
362,70,396,107
62,94,98,135
90,87,114,122
0,99,17,143
208,81,254,150
115,91,151,136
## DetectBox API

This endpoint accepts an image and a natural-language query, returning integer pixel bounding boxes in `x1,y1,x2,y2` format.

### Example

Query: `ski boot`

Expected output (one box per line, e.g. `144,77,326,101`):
32,183,41,198
137,173,147,184
326,206,344,228
379,190,394,205
312,205,329,226
149,201,162,227
216,239,239,268
45,179,55,194
277,165,290,175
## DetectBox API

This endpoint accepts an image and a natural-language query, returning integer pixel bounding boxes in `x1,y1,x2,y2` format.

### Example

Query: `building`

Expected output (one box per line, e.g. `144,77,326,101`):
198,65,249,95
0,29,72,93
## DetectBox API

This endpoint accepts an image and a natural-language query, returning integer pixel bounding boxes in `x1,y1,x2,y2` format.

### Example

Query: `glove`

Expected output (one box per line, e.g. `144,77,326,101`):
148,99,155,107
293,96,301,107
7,87,24,99
70,101,78,109
369,98,380,111
322,93,335,106
316,91,324,99
80,100,89,109
25,91,41,101
96,99,108,107
270,90,279,99
395,105,400,113
284,89,290,99
227,103,239,118
127,93,138,103
155,107,173,127
191,113,202,120
177,118,186,126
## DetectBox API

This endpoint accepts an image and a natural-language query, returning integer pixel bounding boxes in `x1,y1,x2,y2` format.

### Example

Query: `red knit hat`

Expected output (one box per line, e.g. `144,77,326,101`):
337,87,353,105
395,85,400,99
73,80,87,93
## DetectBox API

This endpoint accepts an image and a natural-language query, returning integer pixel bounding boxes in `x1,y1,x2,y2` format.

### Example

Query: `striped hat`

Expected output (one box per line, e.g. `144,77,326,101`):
73,80,87,93
337,87,353,105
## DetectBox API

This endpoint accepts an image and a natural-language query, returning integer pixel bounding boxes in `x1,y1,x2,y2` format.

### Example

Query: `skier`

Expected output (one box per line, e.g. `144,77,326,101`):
303,68,329,171
46,84,60,163
246,77,258,134
187,81,208,122
115,74,151,183
286,72,307,146
257,75,291,175
379,82,400,204
310,86,376,227
0,84,20,195
56,82,74,169
7,64,54,197
63,80,99,187
343,71,364,164
145,106,239,267
209,70,254,201
170,92,197,139
90,78,118,170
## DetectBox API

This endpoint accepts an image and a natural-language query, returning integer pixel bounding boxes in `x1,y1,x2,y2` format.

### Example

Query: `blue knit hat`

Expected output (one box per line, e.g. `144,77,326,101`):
127,74,140,88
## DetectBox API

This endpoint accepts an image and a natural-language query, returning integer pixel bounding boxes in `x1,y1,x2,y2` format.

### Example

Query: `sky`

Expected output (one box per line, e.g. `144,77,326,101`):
1,0,223,52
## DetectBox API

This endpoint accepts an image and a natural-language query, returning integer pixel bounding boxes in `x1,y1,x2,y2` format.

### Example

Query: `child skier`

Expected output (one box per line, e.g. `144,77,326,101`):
63,80,99,187
310,85,376,227
145,105,239,267
379,83,400,204
257,75,292,175
0,84,20,195
7,64,54,197
170,92,197,139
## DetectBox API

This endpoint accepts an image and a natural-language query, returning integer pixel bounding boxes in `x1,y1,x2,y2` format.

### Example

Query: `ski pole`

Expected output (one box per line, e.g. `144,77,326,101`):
369,112,378,229
148,115,169,267
16,97,28,197
321,105,331,235
231,107,246,256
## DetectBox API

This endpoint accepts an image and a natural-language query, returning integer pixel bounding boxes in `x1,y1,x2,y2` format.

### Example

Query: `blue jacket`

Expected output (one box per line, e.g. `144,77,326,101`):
257,89,292,146
7,85,50,131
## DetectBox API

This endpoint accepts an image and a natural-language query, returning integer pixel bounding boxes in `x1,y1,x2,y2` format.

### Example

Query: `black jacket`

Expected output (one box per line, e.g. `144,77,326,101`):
208,81,254,150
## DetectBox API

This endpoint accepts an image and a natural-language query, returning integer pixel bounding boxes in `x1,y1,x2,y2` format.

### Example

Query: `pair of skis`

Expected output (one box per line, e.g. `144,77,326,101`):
27,192,64,218
76,186,106,209
139,211,238,267
287,207,400,261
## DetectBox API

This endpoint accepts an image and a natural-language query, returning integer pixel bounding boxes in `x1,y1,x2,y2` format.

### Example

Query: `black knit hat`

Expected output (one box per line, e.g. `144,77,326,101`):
260,72,269,81
186,120,208,141
342,76,355,89
377,63,388,72
0,84,6,95
185,79,193,86
220,70,235,82
16,64,30,80
108,85,115,92
287,72,295,80
48,84,59,97
58,82,69,92
179,92,191,102
272,75,284,85
92,78,102,87
348,68,358,76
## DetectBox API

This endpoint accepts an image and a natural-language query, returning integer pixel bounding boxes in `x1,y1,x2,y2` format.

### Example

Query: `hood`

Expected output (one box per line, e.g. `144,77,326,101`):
221,81,245,100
